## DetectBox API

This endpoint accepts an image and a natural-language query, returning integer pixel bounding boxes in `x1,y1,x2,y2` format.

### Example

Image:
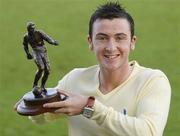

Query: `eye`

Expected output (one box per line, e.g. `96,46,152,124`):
115,36,126,41
96,35,108,41
116,37,122,41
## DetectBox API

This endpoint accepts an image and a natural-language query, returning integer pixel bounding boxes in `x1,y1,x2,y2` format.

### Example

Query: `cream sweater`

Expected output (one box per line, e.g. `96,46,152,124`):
30,61,171,136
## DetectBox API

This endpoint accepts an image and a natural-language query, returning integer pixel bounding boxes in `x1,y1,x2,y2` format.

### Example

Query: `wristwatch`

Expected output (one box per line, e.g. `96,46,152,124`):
82,96,95,118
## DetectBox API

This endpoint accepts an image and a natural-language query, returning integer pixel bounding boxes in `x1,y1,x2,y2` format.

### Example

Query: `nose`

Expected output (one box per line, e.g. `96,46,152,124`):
105,39,117,52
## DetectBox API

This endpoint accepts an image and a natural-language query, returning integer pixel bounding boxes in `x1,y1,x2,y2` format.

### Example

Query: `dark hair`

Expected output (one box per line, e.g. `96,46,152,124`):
89,2,134,38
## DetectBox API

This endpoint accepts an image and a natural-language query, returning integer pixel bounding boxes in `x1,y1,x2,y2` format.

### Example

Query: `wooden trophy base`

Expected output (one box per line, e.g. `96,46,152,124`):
16,88,66,116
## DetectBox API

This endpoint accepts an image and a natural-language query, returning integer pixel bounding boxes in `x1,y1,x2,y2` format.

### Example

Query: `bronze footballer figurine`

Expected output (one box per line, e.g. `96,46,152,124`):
23,22,58,97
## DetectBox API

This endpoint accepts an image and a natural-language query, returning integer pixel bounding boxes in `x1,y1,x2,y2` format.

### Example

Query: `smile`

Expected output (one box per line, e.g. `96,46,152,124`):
104,54,120,59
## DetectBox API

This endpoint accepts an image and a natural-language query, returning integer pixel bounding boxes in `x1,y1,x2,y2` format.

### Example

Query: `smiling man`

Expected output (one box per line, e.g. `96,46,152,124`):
30,2,171,136
88,18,136,94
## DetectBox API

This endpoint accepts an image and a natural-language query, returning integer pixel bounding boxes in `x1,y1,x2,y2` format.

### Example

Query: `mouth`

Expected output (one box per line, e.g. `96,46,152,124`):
104,54,120,59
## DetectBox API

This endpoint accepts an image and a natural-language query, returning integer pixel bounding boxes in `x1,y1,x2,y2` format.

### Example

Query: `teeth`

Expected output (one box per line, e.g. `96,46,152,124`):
105,55,119,59
108,56,116,59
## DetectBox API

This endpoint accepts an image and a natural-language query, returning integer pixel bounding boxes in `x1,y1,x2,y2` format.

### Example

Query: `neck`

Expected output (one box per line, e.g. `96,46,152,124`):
99,63,133,94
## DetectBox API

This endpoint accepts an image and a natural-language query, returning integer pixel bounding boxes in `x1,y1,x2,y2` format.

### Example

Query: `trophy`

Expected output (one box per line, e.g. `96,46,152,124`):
15,22,67,116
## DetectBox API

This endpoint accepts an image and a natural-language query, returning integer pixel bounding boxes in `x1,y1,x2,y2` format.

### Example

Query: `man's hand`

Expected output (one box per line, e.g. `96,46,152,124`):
27,53,33,59
53,40,59,46
43,90,88,116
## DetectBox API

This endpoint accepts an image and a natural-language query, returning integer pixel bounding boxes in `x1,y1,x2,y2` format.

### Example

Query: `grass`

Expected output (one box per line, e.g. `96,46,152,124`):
0,0,179,135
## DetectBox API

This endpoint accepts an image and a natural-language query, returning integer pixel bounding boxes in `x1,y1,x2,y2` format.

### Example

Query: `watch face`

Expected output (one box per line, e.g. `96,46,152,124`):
82,107,94,118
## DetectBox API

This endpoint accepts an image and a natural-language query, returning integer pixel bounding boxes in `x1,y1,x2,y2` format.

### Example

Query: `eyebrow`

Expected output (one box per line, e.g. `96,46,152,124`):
96,33,108,37
96,33,127,37
115,33,127,37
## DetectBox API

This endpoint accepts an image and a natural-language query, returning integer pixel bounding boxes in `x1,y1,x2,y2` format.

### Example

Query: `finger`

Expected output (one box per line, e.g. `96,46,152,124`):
54,108,69,114
58,91,69,98
60,94,69,101
43,101,66,108
14,98,23,111
57,90,71,100
56,91,69,100
14,104,18,111
14,102,19,111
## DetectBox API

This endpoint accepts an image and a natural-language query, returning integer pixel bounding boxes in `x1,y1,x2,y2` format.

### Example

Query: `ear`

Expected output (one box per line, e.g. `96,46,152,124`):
87,35,93,51
130,36,137,51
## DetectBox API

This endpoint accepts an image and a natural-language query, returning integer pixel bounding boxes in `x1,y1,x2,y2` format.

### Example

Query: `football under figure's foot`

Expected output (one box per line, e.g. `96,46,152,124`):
41,87,47,95
32,86,43,98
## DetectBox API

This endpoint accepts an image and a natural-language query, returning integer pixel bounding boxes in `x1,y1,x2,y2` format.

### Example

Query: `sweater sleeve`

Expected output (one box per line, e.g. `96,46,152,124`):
91,76,171,136
28,113,62,124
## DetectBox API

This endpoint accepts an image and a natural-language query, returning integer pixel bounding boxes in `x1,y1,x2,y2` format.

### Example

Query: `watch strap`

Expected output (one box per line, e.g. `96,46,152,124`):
86,96,95,108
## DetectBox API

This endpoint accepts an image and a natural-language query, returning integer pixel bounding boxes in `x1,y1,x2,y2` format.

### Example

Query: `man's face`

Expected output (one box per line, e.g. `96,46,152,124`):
88,18,136,72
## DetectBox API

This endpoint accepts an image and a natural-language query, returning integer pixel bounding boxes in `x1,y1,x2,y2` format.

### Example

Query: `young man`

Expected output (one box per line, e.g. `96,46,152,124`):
31,2,171,136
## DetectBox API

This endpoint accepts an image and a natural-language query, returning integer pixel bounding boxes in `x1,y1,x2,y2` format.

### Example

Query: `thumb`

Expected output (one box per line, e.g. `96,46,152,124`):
57,90,70,100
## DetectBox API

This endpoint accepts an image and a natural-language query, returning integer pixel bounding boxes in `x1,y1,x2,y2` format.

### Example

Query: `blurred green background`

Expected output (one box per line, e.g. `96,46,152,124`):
0,0,179,135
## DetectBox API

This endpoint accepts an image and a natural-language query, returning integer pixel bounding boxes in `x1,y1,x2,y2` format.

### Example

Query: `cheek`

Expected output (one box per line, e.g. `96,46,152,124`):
92,41,103,53
94,47,101,56
93,46,103,58
117,45,131,56
118,42,130,50
119,40,132,50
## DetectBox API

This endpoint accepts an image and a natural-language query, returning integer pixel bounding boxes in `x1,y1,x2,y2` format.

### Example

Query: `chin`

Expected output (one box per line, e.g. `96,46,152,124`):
101,63,123,72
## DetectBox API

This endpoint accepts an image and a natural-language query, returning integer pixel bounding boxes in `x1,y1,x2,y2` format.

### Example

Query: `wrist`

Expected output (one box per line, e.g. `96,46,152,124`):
82,96,95,118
